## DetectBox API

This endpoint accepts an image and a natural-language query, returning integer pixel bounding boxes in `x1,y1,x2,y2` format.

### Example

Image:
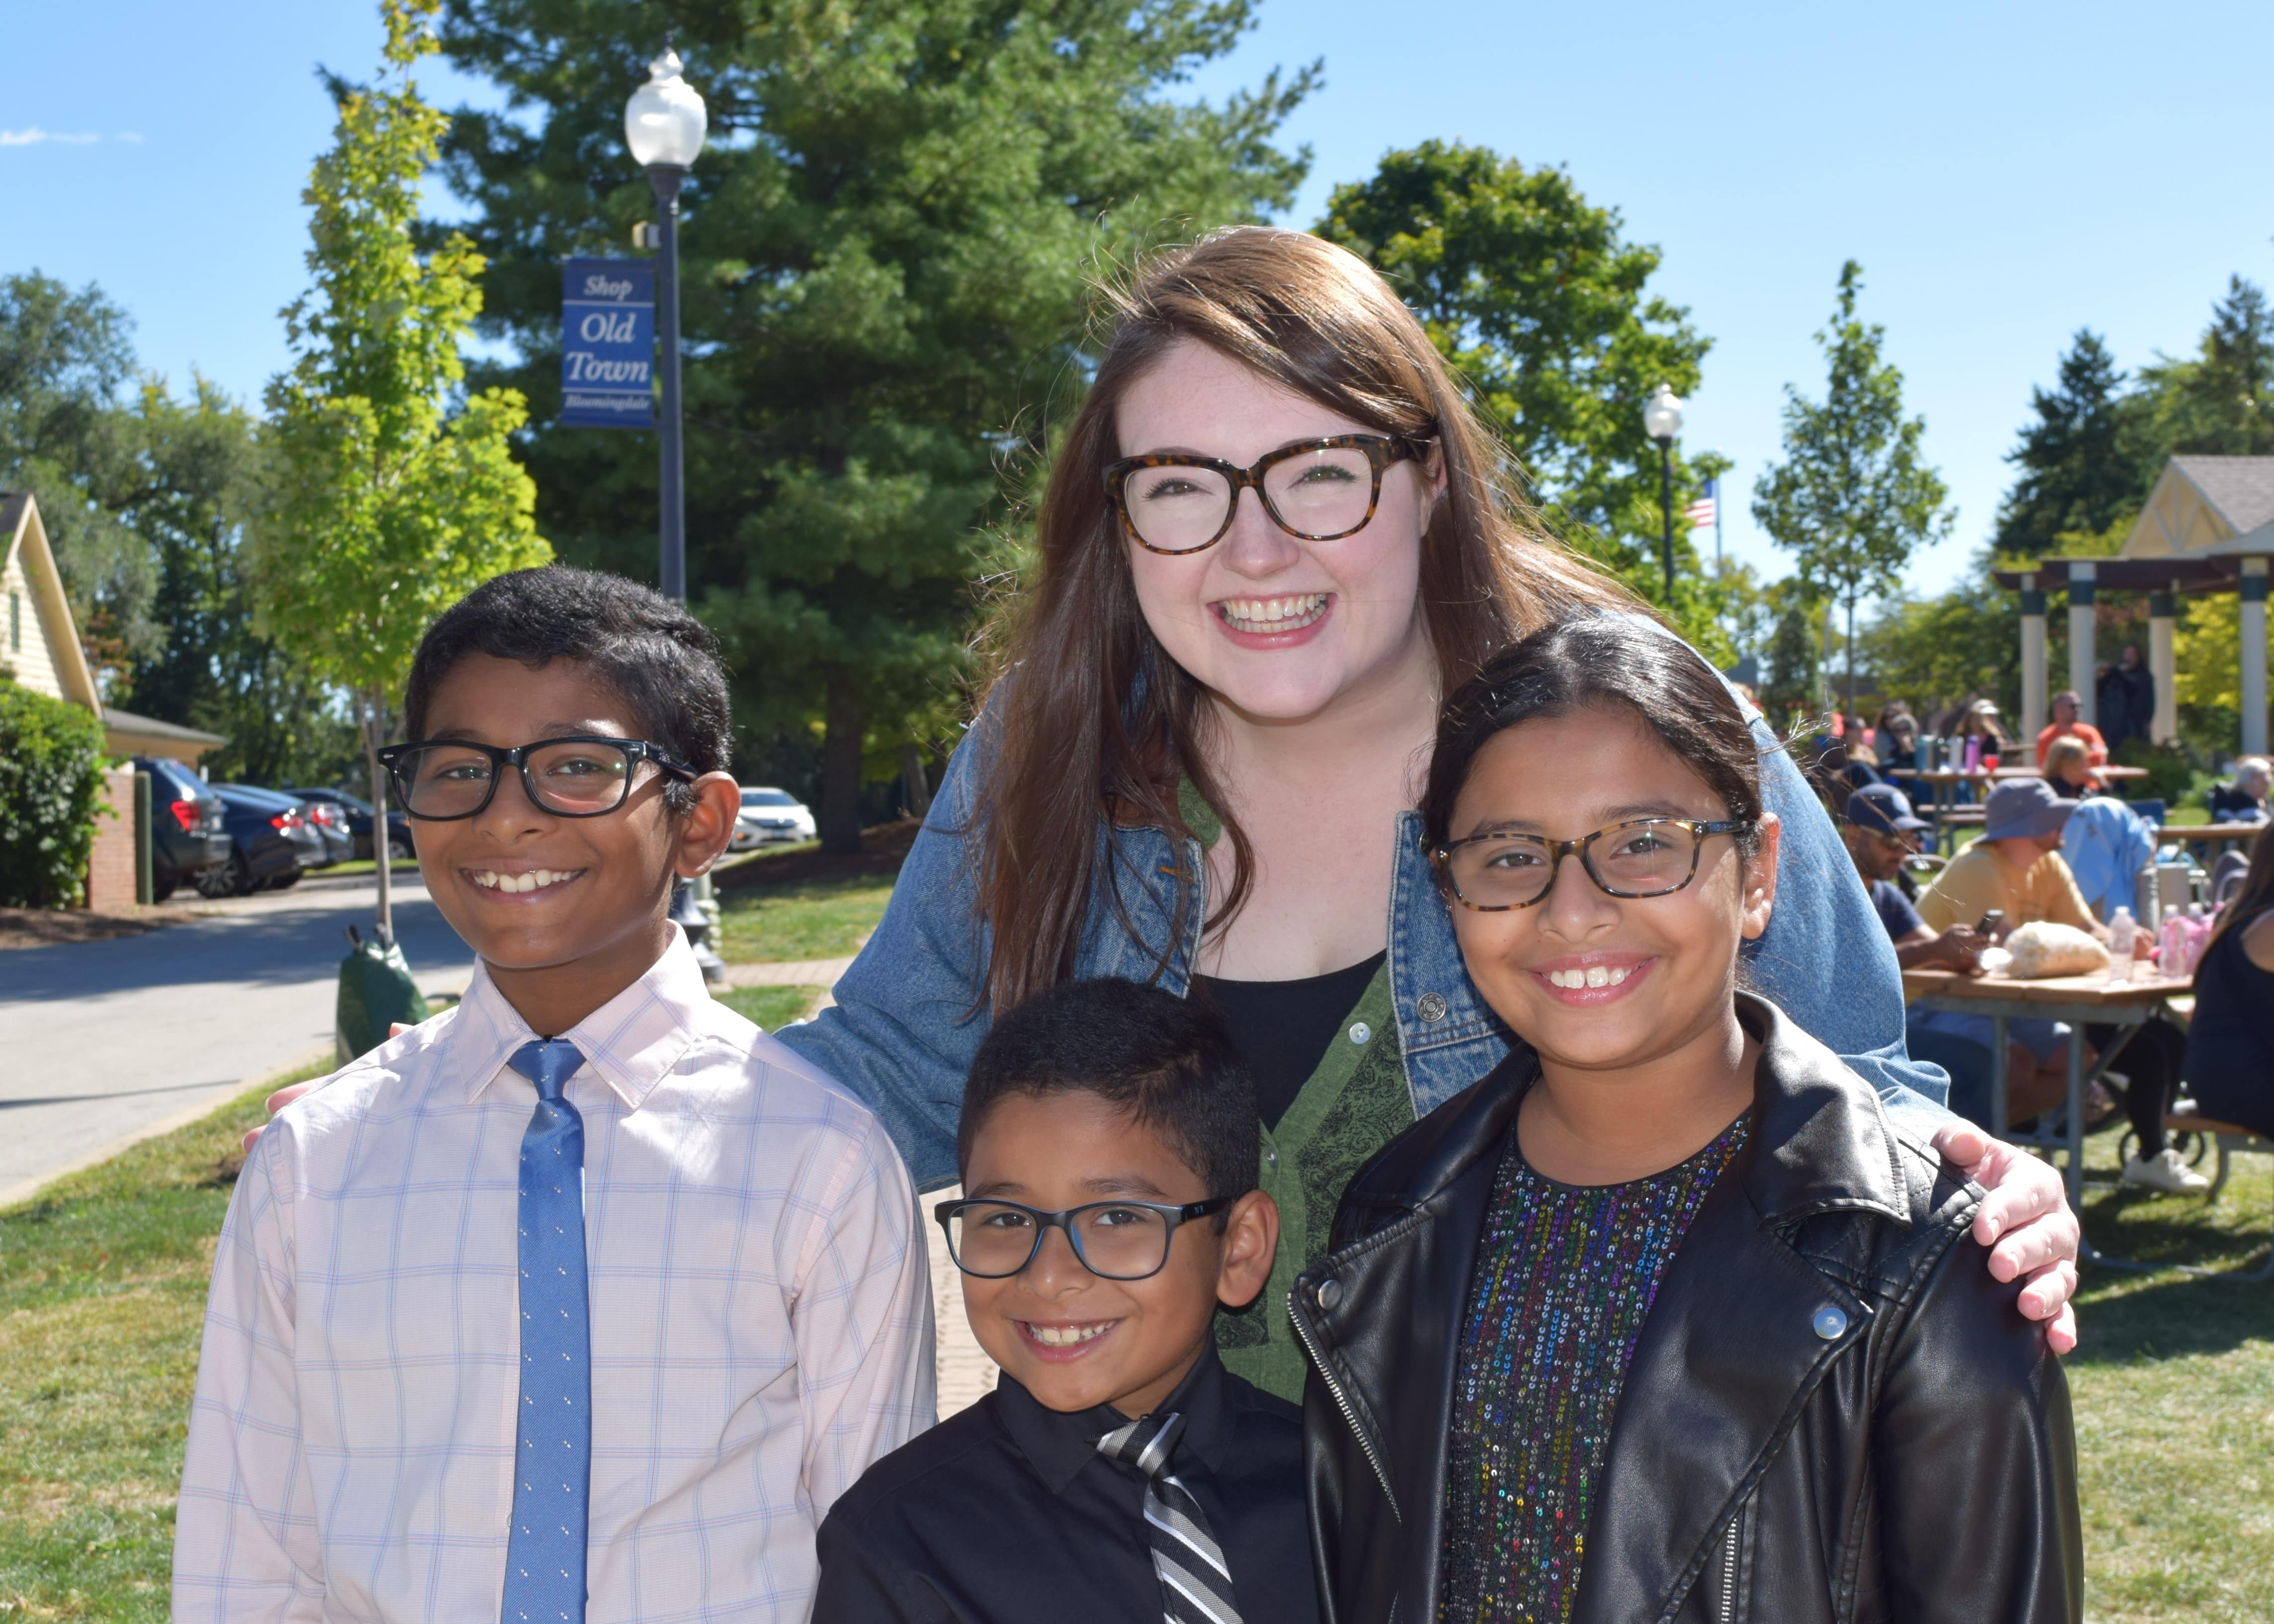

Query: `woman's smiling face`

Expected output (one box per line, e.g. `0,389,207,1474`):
1443,705,1781,1076
1114,339,1440,726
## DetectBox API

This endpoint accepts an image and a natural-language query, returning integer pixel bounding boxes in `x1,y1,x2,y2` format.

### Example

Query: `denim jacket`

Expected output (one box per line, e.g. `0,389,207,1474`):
779,711,1953,1191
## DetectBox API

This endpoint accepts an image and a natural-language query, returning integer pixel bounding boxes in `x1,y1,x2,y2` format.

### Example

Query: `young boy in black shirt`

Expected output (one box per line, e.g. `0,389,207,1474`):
814,978,1318,1624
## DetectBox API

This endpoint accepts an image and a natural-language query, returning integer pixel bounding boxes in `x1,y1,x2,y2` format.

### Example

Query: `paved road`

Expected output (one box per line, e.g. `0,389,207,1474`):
0,874,473,1205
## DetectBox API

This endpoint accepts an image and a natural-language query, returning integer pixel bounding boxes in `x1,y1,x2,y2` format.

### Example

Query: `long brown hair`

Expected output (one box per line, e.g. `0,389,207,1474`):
976,227,1638,1012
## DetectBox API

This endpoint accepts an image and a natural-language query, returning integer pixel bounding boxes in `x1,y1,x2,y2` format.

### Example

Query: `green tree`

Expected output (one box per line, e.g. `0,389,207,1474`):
1314,142,1723,622
1992,330,2154,562
433,0,1309,849
2134,275,2274,458
1760,595,1822,726
0,273,162,678
251,0,548,935
1752,260,1952,712
0,673,109,909
115,380,363,786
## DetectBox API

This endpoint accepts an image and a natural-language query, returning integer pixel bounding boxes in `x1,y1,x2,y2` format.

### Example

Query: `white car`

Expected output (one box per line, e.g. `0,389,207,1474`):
731,786,817,850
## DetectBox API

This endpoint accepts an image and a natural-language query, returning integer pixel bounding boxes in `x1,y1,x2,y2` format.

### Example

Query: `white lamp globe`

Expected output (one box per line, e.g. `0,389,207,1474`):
624,47,707,169
1643,383,1683,443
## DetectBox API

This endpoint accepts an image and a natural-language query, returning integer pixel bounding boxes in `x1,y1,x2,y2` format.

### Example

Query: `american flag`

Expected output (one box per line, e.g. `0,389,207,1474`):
1684,475,1718,530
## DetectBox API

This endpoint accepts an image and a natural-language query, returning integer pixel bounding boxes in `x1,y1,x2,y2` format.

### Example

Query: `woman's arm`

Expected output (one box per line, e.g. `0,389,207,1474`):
773,727,998,1191
1872,1231,2082,1623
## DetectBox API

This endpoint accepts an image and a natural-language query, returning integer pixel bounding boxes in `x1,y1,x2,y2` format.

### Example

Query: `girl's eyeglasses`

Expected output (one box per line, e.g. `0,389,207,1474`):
1430,817,1752,912
1103,434,1426,556
376,737,697,821
935,1196,1232,1281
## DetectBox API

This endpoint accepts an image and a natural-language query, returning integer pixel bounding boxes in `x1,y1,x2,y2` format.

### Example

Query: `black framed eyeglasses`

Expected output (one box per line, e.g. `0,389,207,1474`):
1430,817,1751,912
1104,434,1427,555
935,1196,1233,1281
376,736,698,821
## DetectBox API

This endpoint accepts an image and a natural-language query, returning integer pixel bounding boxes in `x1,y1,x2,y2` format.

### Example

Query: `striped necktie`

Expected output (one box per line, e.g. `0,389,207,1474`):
1096,1410,1242,1624
502,1038,590,1624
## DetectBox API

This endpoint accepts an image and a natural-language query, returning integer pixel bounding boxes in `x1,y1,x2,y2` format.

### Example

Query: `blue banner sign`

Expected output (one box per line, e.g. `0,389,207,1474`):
560,258,655,429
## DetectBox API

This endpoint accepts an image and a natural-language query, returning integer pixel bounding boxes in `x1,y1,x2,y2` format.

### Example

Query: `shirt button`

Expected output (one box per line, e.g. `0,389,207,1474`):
1417,992,1448,1023
1315,1279,1343,1311
1265,1148,1279,1169
1813,1306,1849,1340
1348,1021,1372,1046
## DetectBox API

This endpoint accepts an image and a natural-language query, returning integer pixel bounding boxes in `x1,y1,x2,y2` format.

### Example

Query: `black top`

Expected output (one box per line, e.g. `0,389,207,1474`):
814,1345,1319,1624
2182,914,2274,1137
1195,950,1387,1127
2208,783,2267,822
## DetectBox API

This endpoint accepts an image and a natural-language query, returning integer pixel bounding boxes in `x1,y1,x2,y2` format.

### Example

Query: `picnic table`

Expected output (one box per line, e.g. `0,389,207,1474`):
1903,964,2192,1267
2157,822,2267,847
1886,764,2150,844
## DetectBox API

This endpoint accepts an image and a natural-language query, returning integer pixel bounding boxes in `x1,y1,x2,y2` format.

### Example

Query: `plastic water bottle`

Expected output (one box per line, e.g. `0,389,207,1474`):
2107,906,2137,983
2160,912,2189,978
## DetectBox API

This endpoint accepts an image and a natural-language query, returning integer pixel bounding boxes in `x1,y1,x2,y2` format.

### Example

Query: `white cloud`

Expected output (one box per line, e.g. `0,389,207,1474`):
115,132,145,144
0,128,103,147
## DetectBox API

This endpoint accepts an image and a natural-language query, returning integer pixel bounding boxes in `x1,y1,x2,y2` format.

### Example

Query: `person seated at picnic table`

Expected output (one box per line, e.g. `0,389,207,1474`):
2182,824,2274,1137
2034,690,2108,774
1875,701,1920,773
1838,783,2064,1127
1916,779,2203,1195
2208,755,2271,824
2047,738,2157,925
2043,734,2103,797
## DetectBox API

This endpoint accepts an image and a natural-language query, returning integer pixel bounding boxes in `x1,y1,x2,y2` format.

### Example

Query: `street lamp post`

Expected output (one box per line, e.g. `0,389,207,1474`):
1643,384,1683,603
624,45,707,602
624,47,725,984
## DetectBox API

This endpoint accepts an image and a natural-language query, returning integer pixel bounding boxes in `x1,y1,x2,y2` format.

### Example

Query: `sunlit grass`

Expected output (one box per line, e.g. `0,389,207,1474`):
714,875,894,964
714,985,829,1031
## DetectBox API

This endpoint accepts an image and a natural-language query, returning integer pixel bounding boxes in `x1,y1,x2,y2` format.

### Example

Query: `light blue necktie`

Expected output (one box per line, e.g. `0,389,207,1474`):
503,1038,590,1624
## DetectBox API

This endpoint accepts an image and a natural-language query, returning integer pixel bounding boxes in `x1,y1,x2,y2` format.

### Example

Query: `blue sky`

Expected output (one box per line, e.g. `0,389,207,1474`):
7,1,2270,600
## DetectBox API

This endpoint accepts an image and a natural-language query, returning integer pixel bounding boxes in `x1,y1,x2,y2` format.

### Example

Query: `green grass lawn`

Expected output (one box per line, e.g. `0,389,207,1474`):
2,1073,2266,1620
714,874,894,964
715,984,830,1030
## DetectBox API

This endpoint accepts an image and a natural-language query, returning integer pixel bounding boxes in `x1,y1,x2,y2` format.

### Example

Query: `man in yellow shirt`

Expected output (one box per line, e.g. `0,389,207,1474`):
1916,779,2202,1194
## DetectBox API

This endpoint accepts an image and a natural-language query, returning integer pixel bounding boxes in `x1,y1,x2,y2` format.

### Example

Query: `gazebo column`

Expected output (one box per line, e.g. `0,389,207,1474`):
2244,558,2269,757
2018,575,2047,737
2067,561,2097,726
2148,587,2178,745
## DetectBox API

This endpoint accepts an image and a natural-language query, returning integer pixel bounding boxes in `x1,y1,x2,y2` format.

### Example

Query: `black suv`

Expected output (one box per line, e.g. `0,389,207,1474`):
133,756,232,901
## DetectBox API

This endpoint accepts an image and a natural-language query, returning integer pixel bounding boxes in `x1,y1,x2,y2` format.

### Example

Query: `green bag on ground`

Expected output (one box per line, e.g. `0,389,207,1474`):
336,926,432,1064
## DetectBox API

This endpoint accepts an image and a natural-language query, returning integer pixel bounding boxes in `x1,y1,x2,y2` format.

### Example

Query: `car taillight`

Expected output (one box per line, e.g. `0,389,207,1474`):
169,800,201,832
271,809,304,831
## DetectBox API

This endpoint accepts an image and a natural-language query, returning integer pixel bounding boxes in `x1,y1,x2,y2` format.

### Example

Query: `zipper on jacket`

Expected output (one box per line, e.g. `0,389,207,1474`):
1717,1515,1739,1624
1288,1287,1402,1521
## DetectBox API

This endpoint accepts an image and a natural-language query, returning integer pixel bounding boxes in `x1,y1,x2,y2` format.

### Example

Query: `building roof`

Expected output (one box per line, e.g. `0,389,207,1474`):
2172,456,2274,535
2121,456,2274,561
104,707,228,746
2,491,102,709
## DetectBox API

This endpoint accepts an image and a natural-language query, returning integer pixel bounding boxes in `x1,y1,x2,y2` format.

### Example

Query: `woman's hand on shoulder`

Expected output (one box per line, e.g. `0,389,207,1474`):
1929,1121,2080,1355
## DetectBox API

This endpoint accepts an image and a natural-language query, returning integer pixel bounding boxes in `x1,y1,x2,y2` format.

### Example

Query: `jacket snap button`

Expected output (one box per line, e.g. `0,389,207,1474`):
1813,1306,1848,1340
1416,992,1447,1022
1265,1148,1278,1169
1316,1279,1343,1311
1348,1021,1372,1046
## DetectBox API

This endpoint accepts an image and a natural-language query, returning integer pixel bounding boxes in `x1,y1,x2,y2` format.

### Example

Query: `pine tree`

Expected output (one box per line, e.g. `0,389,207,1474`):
1991,330,2152,561
2137,276,2274,457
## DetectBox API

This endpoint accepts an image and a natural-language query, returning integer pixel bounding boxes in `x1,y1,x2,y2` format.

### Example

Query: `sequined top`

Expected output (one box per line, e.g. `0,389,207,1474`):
1439,1107,1751,1624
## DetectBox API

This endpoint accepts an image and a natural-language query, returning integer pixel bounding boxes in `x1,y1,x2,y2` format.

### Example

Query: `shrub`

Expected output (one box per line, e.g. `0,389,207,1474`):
0,674,109,907
2112,735,2197,807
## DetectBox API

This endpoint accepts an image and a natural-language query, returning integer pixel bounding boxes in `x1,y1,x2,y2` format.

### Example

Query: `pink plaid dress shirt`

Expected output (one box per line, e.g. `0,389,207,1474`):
174,931,936,1622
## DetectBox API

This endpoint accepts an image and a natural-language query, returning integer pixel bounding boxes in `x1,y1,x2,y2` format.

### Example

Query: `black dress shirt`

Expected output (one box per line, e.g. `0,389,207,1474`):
813,1344,1319,1624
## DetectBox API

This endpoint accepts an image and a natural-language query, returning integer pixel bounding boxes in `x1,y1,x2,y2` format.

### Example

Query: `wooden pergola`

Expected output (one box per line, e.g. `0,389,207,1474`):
1993,456,2273,755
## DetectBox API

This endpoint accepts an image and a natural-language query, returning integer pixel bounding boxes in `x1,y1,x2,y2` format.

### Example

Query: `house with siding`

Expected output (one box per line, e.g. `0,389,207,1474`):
2,490,227,764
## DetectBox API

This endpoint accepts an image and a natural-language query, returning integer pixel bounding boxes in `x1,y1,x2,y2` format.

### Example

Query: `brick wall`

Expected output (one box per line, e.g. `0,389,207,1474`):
83,767,140,912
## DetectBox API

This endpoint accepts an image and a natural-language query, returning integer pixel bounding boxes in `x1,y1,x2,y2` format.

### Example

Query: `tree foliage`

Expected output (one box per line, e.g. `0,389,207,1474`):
1313,142,1724,618
0,674,109,909
1991,330,2154,564
2137,275,2274,458
1751,261,1951,708
433,0,1309,847
252,0,547,929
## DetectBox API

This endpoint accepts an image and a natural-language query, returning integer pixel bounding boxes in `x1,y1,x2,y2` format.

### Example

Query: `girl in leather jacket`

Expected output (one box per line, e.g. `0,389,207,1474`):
1295,618,2080,1624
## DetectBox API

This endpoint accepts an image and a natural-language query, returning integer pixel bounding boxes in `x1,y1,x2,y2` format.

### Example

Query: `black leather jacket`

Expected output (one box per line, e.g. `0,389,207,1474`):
1292,996,2079,1624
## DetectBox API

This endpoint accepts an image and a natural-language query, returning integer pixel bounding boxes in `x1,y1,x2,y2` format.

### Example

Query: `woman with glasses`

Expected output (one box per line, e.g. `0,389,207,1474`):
1295,617,2078,1624
768,226,2083,1398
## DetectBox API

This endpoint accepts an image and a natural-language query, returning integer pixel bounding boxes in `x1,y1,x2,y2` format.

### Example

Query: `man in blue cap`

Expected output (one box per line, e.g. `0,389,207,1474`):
1838,782,2065,1127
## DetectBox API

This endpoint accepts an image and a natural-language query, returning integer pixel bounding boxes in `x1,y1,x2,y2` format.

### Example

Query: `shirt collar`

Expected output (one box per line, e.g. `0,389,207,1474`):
448,925,710,1112
993,1341,1240,1495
